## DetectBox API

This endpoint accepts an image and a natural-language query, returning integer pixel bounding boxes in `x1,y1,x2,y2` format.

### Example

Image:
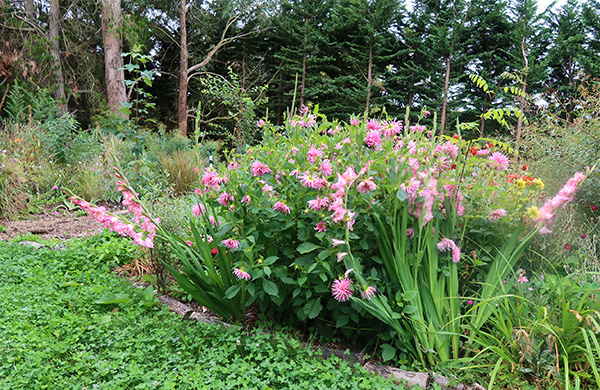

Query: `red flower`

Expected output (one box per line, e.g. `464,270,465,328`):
522,164,528,171
470,147,478,156
564,244,572,250
211,247,218,255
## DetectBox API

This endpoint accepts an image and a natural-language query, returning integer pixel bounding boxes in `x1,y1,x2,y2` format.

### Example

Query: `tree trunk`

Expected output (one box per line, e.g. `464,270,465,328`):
49,0,67,115
24,0,35,18
300,18,308,108
440,54,452,134
101,0,128,118
365,42,373,115
177,0,189,136
515,37,528,164
300,49,307,108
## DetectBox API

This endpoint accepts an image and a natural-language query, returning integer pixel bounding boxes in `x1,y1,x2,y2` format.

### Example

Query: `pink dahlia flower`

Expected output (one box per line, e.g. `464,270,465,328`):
488,208,507,221
308,196,330,211
364,130,382,148
250,161,272,176
273,201,291,214
488,152,510,171
233,268,251,281
221,238,240,250
314,222,326,232
357,179,376,193
332,278,353,302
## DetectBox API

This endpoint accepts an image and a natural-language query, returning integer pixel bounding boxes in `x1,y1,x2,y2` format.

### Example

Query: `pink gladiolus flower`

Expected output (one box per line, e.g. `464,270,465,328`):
314,222,326,232
488,152,510,171
241,196,251,205
233,268,251,281
332,239,345,247
273,201,291,214
406,228,415,238
488,208,507,221
262,183,274,193
410,125,425,133
257,119,266,127
192,203,206,216
221,238,240,250
451,245,461,263
185,240,192,247
332,278,353,302
209,216,219,226
357,179,376,193
194,167,200,174
337,252,348,262
437,238,455,252
251,161,272,176
350,116,360,126
228,161,239,170
534,171,586,233
362,286,377,300
518,275,529,284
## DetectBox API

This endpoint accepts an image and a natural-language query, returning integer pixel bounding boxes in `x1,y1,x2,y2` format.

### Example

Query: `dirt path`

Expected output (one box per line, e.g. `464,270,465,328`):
0,213,106,241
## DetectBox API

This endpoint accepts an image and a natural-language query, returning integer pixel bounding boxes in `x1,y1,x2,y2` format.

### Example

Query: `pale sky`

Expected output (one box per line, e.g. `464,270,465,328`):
537,0,569,13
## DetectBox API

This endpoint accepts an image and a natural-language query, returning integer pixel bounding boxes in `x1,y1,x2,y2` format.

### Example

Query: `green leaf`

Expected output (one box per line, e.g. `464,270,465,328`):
262,279,279,297
263,266,272,277
381,344,396,362
297,242,320,254
263,256,278,266
403,290,418,301
403,305,418,314
396,188,408,201
304,298,323,319
225,285,242,299
336,314,349,328
95,293,132,305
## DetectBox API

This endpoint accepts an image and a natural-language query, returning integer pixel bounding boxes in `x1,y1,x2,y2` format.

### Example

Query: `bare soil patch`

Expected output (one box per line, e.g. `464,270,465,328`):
0,213,106,241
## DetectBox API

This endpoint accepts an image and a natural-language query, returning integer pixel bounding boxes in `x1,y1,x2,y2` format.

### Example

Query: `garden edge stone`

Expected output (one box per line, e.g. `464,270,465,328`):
155,294,486,390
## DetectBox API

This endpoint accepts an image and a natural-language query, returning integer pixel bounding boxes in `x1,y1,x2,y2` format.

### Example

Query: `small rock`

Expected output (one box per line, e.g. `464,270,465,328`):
18,241,47,249
52,243,67,251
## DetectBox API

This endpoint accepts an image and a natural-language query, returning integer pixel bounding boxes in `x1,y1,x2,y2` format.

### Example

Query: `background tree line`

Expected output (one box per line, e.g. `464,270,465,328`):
1,0,599,140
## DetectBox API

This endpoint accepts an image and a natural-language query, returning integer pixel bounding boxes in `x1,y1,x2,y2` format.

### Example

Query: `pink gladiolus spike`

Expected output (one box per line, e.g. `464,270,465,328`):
362,286,376,300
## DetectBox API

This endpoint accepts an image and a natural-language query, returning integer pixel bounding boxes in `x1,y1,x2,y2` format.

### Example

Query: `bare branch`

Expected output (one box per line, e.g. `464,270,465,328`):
186,16,257,79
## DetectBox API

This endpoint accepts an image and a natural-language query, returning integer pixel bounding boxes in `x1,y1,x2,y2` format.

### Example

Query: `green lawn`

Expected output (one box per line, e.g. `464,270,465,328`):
0,234,401,389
